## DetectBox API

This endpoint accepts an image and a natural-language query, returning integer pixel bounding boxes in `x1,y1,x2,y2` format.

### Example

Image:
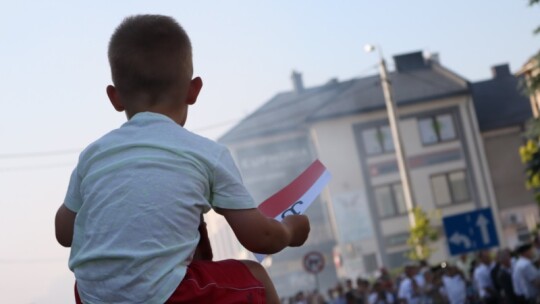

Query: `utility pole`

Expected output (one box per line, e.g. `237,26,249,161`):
366,45,421,257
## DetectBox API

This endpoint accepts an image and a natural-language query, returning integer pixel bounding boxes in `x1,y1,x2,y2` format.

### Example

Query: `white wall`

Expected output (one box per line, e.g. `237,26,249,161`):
310,94,498,269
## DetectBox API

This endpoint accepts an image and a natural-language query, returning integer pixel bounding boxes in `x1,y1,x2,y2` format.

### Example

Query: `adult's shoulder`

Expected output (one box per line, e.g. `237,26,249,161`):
515,257,531,269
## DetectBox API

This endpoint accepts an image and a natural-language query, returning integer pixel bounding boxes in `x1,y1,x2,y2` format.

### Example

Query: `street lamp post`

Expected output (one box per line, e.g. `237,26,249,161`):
365,45,421,257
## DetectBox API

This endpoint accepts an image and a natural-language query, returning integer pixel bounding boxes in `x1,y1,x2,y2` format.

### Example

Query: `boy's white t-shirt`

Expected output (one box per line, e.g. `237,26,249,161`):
64,112,256,304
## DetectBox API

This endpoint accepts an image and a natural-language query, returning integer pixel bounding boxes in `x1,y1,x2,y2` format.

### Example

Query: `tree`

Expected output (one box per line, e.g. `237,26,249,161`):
527,0,540,92
406,206,439,261
519,0,540,231
519,135,540,211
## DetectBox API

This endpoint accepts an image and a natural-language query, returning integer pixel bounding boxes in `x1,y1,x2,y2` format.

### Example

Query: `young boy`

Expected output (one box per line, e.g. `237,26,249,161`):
55,15,310,304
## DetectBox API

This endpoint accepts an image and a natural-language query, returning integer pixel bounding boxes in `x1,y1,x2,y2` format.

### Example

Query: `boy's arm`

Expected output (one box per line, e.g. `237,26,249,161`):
55,204,76,247
215,207,310,255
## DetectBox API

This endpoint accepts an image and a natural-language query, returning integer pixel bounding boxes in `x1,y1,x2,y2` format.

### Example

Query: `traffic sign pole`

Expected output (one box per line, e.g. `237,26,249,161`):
303,251,325,291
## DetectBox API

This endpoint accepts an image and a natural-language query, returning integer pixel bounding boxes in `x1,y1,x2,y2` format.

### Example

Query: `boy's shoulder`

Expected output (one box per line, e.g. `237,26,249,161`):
78,114,230,165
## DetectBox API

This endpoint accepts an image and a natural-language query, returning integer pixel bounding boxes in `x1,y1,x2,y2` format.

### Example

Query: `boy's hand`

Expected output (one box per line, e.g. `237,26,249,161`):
282,214,310,247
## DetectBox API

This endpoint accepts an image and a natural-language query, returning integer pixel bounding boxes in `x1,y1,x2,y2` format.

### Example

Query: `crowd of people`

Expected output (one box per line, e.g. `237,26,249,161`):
282,239,540,304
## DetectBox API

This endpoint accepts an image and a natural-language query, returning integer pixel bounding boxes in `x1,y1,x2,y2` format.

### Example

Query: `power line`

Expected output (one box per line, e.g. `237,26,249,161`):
0,65,385,163
0,257,66,264
0,149,80,159
0,118,244,161
190,117,243,132
0,162,75,172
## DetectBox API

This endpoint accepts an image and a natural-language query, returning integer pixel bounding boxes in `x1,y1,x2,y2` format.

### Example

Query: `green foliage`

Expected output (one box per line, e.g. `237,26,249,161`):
521,2,540,205
530,75,540,94
432,118,442,136
527,52,540,94
376,128,385,149
519,124,540,206
524,119,540,142
515,2,540,95
406,207,439,261
526,0,540,91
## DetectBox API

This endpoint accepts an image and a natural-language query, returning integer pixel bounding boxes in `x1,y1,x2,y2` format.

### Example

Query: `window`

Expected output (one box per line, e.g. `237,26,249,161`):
374,183,407,217
363,253,379,273
430,171,470,206
517,226,532,243
362,125,394,155
385,232,410,247
418,114,456,145
387,250,409,269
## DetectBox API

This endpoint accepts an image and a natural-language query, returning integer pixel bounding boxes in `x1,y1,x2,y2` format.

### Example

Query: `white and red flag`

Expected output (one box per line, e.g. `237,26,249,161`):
254,159,331,261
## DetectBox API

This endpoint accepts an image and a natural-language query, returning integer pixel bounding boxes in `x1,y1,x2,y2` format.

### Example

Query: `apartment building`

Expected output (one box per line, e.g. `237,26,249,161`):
208,51,529,296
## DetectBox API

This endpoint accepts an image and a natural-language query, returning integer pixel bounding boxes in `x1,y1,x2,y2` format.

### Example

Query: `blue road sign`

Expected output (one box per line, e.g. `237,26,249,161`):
443,208,499,256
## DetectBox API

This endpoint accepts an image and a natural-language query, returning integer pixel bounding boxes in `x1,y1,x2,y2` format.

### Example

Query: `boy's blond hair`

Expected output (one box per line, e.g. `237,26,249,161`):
108,15,193,103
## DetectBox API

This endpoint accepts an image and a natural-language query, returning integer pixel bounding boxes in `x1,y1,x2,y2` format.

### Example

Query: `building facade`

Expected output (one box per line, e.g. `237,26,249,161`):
207,51,533,297
472,64,538,248
309,52,499,272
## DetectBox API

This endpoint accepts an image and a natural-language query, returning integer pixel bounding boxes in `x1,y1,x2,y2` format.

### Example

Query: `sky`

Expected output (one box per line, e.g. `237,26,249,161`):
0,1,539,303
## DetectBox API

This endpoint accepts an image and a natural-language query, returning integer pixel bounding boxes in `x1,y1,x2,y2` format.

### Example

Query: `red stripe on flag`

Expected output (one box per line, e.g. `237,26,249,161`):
258,160,326,218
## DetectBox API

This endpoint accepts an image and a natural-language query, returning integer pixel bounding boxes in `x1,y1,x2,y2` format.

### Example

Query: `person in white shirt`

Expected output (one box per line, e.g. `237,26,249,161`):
493,249,518,303
455,254,471,282
441,265,467,304
473,250,498,304
369,280,395,304
398,264,420,304
512,243,540,303
415,260,429,289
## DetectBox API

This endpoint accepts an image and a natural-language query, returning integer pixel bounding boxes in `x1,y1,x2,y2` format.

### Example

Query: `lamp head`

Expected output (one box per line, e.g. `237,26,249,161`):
364,44,375,53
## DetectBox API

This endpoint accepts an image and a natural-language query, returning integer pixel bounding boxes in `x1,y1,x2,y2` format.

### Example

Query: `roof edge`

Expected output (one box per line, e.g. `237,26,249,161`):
306,89,470,123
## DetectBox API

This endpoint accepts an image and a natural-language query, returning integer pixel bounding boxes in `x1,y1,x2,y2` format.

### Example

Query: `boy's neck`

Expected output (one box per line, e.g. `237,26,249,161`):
124,91,189,126
126,102,188,126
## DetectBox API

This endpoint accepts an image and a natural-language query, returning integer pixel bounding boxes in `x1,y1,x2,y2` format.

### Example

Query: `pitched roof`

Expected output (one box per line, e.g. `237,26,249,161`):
218,80,354,143
471,65,532,132
219,54,470,144
307,64,468,121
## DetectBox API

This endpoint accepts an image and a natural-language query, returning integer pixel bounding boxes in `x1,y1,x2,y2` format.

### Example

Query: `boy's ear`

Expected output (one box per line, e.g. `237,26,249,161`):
106,85,125,112
185,77,203,105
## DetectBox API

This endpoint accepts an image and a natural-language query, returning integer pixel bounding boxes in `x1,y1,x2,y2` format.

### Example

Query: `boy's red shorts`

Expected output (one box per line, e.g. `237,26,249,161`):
75,259,266,304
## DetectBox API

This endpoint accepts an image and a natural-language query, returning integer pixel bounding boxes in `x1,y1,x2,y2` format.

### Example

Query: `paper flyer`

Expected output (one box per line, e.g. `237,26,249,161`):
254,159,331,262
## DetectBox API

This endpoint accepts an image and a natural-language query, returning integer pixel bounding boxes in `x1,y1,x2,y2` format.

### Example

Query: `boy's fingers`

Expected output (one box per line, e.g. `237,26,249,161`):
283,215,310,247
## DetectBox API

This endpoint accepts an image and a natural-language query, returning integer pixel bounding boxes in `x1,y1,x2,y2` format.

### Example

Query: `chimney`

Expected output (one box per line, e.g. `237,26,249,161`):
491,64,511,78
426,52,440,64
326,78,339,86
291,70,304,93
393,51,428,72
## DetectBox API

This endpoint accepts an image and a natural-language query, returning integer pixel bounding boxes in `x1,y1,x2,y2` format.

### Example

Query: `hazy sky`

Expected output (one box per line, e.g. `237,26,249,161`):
1,1,538,302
